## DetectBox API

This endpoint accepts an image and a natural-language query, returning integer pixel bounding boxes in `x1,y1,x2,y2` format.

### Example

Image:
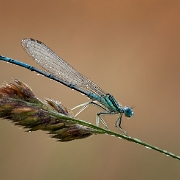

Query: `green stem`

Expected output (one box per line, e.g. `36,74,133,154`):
49,110,180,161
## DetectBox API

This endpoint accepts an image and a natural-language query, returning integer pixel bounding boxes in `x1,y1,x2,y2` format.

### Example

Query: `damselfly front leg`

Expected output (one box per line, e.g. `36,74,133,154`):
115,114,128,135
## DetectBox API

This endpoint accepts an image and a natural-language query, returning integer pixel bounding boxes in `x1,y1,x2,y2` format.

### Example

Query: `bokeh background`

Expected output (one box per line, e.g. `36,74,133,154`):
0,1,180,180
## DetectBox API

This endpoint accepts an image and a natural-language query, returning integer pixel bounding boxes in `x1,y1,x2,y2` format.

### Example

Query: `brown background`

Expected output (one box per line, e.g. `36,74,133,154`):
0,1,180,180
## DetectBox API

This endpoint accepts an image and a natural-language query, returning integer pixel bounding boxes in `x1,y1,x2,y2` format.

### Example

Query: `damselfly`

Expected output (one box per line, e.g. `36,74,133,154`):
0,38,134,133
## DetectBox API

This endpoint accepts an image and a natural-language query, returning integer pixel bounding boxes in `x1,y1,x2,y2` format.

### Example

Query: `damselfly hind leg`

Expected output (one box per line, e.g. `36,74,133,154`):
72,102,92,117
72,101,110,129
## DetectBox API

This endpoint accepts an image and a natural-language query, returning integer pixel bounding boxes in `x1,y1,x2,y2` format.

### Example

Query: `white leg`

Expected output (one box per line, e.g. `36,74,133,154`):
71,102,91,110
72,101,107,117
73,102,92,117
96,114,108,129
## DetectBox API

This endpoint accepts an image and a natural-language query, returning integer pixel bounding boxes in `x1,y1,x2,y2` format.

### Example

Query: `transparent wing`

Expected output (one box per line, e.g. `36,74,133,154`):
21,38,106,96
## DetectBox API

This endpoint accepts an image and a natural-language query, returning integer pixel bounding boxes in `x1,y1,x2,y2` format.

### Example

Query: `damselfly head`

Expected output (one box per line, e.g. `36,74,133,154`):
124,106,134,118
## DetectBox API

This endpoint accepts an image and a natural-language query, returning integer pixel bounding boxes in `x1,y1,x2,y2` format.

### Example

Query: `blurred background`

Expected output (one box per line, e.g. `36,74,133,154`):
0,0,180,180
